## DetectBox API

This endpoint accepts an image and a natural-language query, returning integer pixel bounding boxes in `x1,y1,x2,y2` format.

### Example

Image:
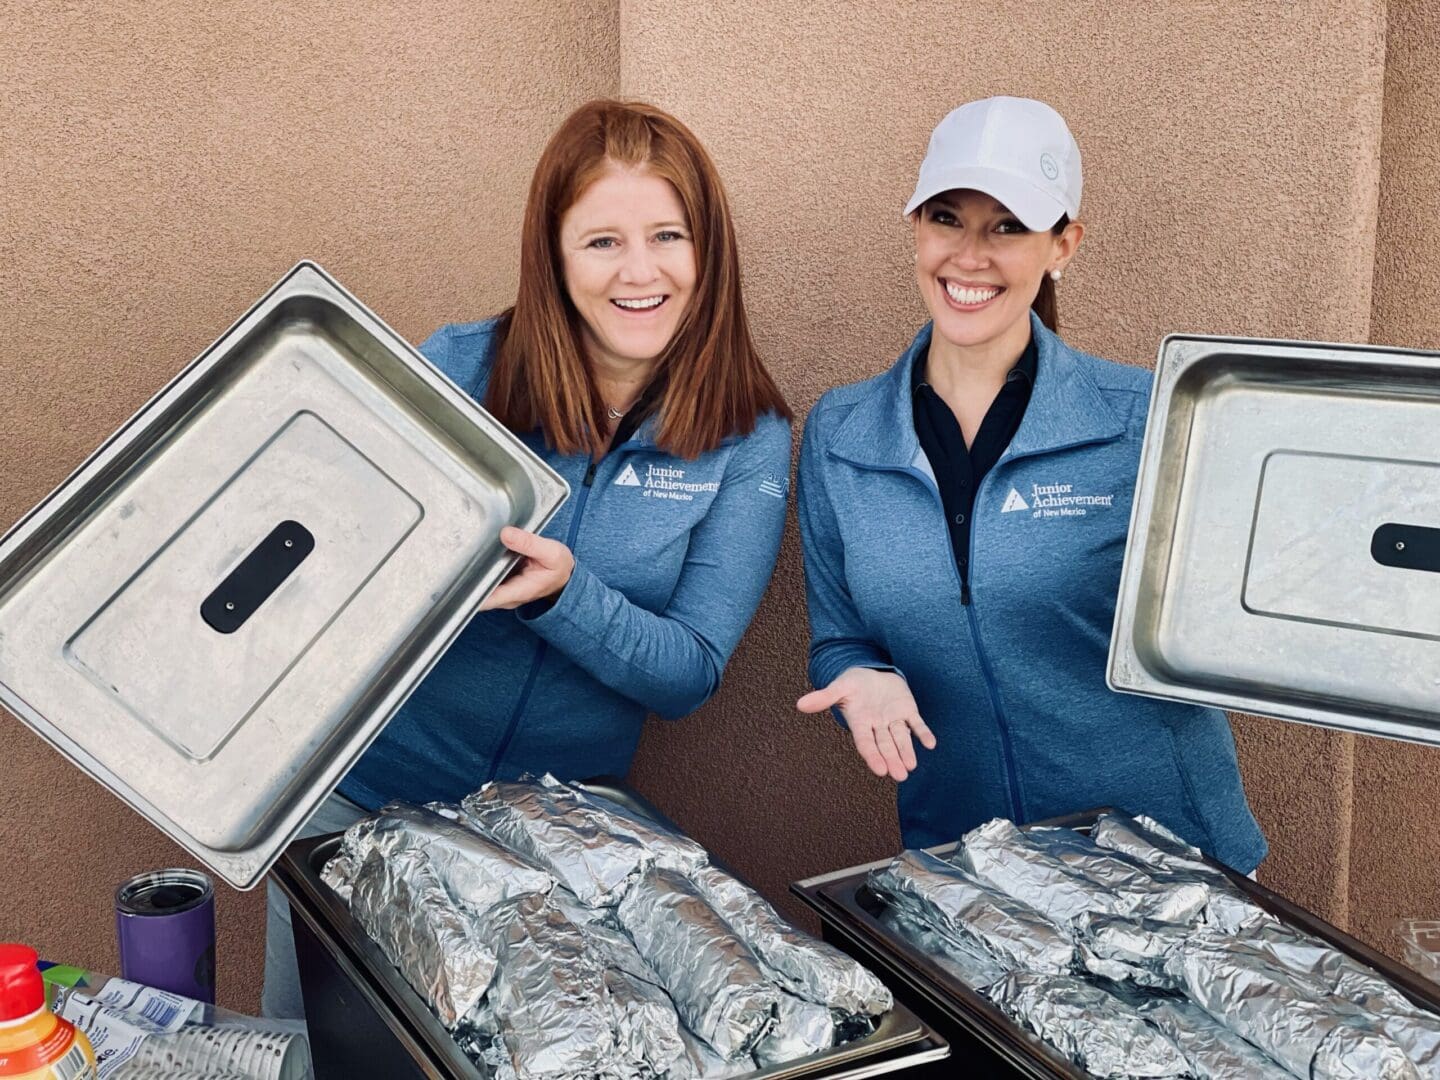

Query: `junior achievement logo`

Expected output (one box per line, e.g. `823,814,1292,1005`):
614,461,720,502
1004,482,1115,518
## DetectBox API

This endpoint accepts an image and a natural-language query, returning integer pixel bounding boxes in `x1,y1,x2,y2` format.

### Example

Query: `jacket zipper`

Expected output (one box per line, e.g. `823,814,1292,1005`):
902,463,1026,823
485,458,599,781
963,465,1026,822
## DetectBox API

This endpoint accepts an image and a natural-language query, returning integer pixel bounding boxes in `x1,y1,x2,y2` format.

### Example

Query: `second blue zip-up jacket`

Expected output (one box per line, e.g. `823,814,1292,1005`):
341,318,791,810
798,314,1267,872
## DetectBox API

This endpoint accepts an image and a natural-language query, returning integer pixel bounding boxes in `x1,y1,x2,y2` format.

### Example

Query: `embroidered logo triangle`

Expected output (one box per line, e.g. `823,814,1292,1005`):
1001,488,1029,513
614,463,642,487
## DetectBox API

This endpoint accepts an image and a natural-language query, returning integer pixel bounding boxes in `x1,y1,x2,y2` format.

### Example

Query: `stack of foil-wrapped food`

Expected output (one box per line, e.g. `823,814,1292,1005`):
868,813,1440,1079
321,775,893,1079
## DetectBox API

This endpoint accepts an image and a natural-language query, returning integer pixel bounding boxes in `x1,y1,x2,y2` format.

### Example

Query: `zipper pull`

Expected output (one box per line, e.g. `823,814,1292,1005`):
583,461,597,487
961,582,972,606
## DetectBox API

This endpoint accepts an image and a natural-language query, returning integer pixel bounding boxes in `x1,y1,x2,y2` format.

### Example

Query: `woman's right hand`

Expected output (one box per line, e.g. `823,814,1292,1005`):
797,667,937,782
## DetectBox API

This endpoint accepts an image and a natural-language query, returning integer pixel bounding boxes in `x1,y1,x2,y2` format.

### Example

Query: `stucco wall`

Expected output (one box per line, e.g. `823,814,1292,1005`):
1350,0,1440,958
2,0,1435,1020
0,1,619,1011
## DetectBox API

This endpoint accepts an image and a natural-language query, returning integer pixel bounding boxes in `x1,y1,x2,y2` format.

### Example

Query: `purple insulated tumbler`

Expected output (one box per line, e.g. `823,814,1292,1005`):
115,868,216,1003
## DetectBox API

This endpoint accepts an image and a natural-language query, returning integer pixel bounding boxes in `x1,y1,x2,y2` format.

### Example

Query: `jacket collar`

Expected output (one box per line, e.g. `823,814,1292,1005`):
828,312,1127,472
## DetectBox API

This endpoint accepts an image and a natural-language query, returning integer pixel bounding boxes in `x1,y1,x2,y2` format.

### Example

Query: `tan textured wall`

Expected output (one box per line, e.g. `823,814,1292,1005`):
625,0,1387,931
1351,0,1440,956
3,0,1433,1021
0,2,619,1011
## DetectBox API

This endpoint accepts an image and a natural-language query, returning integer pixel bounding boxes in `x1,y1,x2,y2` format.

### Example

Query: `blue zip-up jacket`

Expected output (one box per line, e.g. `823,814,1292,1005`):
341,318,791,809
798,314,1267,872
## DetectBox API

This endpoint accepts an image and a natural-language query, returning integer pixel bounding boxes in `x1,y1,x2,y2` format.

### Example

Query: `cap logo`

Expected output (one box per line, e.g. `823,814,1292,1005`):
1039,153,1060,181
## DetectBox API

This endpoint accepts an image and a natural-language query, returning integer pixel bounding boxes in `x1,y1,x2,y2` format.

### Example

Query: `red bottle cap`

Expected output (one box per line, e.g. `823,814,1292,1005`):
0,944,44,1020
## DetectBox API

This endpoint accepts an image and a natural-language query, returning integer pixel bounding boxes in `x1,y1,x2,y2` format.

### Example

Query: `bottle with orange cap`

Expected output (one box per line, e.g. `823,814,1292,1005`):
0,946,96,1080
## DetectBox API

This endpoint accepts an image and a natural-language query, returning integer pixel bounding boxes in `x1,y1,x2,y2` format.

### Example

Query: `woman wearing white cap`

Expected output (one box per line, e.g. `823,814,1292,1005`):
796,97,1266,871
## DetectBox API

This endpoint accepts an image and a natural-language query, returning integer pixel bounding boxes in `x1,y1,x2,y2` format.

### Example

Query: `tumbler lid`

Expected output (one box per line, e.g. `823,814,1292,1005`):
0,944,44,1020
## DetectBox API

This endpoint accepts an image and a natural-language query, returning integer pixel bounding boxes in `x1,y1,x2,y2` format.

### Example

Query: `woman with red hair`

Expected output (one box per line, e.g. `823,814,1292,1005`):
264,99,791,1018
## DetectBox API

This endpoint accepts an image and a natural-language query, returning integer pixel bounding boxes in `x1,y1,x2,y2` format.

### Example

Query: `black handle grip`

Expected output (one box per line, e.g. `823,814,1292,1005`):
201,520,315,633
1371,523,1440,574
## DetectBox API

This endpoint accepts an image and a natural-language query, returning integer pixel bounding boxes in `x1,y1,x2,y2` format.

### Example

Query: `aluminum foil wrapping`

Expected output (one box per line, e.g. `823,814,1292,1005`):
954,818,1133,926
1023,826,1209,925
987,971,1189,1077
1137,998,1292,1079
616,866,780,1060
480,893,620,1079
319,850,357,905
1090,812,1273,934
349,847,496,1028
1073,912,1188,990
752,993,837,1067
876,906,1007,991
676,1028,757,1078
343,801,555,916
462,777,654,907
868,849,1074,975
1240,924,1440,1073
690,863,892,1017
571,784,710,874
1176,933,1419,1079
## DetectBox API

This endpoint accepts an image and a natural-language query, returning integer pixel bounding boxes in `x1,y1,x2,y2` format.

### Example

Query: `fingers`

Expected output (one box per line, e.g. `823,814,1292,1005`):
499,527,561,566
478,578,529,611
890,720,918,772
873,722,911,781
908,713,938,750
796,685,845,714
850,724,890,778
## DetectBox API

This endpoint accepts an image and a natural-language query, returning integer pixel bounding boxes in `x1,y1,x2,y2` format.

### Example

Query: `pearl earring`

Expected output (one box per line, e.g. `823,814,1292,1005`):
1049,268,1063,282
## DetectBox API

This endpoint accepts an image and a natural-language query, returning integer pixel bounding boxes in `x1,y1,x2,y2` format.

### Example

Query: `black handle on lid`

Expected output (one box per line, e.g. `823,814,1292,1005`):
201,520,315,633
1371,522,1440,573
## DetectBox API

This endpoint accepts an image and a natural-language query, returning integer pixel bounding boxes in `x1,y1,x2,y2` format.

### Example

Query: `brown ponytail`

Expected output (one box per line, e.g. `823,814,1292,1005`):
1030,214,1071,333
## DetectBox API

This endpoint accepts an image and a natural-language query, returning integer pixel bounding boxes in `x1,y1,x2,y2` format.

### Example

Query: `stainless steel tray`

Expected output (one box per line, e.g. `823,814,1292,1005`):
793,809,1440,1079
273,782,949,1080
0,263,568,888
1109,334,1440,746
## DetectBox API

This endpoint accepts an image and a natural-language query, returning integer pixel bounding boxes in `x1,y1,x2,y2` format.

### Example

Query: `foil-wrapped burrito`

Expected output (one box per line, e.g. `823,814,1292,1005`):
1023,826,1209,925
480,893,620,1080
1089,812,1273,934
1072,911,1188,990
1137,998,1292,1079
349,847,496,1028
335,802,554,916
876,906,1007,991
570,783,709,874
987,971,1189,1077
953,819,1132,926
462,777,654,907
617,866,779,1061
676,1028,757,1079
868,849,1074,975
752,993,837,1067
689,863,892,1017
1239,925,1440,1073
1176,933,1419,1080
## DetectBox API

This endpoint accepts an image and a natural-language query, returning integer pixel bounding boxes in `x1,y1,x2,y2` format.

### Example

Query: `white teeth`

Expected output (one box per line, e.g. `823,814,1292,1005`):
945,281,1000,305
613,296,665,310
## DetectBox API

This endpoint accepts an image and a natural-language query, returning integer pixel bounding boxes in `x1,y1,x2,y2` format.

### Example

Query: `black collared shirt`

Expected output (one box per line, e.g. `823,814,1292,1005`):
912,336,1038,597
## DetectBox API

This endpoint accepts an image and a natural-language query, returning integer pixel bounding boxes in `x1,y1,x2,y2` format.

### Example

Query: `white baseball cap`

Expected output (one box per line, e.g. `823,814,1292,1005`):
904,96,1082,231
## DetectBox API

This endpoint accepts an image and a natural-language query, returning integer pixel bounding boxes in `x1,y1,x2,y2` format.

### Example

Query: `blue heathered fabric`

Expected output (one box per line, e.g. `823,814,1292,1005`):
341,318,790,809
798,314,1267,872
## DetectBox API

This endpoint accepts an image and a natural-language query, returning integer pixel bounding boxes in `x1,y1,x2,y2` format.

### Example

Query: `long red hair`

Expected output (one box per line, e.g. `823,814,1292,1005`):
486,99,790,458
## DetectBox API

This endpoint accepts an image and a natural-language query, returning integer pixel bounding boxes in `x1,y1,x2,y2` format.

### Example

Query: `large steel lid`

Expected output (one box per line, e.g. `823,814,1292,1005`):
0,263,568,887
1109,333,1440,747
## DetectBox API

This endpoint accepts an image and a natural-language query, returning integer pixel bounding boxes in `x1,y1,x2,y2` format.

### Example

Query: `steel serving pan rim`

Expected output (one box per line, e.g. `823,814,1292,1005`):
1107,332,1440,746
0,262,569,889
275,782,948,1080
792,808,1440,1079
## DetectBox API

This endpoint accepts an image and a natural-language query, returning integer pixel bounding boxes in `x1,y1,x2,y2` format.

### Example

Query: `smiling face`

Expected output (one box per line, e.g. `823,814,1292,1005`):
558,163,697,374
914,189,1081,358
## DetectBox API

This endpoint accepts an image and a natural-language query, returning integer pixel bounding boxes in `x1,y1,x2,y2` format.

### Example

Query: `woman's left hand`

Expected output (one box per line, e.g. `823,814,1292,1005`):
480,526,576,611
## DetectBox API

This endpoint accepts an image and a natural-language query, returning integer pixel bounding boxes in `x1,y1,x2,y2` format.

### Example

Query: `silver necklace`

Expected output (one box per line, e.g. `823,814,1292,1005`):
606,405,625,421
